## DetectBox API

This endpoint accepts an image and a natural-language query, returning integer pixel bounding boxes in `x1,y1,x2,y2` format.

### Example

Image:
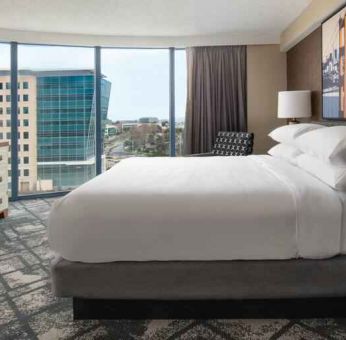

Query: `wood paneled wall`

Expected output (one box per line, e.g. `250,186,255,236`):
287,27,322,120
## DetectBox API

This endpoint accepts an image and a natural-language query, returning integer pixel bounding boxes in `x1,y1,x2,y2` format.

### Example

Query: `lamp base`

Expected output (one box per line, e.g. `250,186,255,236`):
287,118,300,125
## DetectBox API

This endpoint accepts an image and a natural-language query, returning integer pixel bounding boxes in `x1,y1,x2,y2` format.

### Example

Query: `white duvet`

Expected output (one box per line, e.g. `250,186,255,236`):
48,155,346,263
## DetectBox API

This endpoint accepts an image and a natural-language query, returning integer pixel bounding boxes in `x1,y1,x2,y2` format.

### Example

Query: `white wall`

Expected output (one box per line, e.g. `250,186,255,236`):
0,28,277,48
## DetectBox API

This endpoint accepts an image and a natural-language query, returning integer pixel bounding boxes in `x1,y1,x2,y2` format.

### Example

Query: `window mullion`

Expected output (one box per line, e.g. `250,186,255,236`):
94,46,102,174
10,42,18,200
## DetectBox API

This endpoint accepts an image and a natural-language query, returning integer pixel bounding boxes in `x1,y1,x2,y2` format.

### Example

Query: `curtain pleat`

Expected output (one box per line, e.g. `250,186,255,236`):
184,46,247,154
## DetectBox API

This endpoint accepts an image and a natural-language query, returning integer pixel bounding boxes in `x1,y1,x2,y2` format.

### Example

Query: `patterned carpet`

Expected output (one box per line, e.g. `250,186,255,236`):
1,199,346,339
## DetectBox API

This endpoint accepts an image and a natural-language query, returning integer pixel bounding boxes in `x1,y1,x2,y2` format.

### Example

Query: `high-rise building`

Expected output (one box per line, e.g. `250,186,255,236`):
36,70,111,191
0,69,111,193
0,70,38,193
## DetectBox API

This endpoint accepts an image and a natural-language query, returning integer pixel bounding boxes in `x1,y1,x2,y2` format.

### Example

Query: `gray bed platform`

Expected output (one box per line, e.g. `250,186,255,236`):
51,255,346,319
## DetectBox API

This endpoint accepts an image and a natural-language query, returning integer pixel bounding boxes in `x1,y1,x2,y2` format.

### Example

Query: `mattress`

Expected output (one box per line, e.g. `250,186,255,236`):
48,155,345,263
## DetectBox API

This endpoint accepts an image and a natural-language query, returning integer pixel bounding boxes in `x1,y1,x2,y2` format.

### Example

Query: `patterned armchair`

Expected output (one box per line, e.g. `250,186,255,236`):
192,131,254,157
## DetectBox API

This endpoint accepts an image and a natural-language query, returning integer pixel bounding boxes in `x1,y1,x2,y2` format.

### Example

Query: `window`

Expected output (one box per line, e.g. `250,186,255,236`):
3,43,185,199
0,121,2,127
101,49,169,170
0,83,2,90
0,133,3,139
0,108,3,114
17,107,20,114
18,44,96,194
23,169,29,176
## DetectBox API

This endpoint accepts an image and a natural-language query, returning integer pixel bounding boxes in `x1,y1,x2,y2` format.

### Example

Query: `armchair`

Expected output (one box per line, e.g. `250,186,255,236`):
190,131,254,157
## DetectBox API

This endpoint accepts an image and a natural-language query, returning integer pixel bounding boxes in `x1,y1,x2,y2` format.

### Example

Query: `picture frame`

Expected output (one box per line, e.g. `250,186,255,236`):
322,4,346,120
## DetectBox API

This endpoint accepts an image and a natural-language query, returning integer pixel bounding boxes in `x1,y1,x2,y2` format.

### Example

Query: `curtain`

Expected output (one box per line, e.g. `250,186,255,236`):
184,45,247,154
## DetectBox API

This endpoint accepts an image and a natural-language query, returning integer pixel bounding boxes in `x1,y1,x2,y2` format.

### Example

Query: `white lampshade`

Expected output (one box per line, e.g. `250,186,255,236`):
278,91,311,119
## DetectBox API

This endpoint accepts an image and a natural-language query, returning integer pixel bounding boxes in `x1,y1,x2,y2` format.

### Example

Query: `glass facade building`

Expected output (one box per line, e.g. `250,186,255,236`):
36,70,111,191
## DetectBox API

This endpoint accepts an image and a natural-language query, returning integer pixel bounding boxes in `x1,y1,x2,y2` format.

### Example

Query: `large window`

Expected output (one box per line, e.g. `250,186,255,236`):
4,44,186,199
17,45,96,194
101,49,170,169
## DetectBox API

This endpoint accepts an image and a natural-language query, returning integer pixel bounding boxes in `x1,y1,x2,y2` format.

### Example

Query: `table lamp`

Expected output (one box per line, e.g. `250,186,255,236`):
278,90,311,124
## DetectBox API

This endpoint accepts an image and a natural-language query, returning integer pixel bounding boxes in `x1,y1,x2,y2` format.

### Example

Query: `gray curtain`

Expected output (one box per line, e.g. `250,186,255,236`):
184,45,247,154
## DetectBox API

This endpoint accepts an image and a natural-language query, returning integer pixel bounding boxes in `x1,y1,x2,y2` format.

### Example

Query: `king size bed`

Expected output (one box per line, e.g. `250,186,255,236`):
49,139,346,319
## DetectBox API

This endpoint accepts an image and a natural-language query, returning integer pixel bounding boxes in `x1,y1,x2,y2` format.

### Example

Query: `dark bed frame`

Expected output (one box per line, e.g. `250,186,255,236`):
73,297,346,320
52,256,346,319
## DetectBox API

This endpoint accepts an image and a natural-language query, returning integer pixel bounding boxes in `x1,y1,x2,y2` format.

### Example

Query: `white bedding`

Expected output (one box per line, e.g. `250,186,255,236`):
48,155,345,263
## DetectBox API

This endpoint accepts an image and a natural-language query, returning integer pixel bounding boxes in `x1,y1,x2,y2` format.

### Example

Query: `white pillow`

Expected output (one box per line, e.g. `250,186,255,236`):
268,123,324,144
295,126,346,166
297,154,346,191
268,144,302,165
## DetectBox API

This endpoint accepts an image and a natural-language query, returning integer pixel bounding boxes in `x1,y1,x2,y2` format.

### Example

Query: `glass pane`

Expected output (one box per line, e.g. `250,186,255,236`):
174,50,187,156
18,45,97,194
0,44,11,196
101,49,169,169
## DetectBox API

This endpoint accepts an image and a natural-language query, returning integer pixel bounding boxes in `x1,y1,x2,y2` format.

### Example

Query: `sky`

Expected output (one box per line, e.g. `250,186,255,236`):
0,43,187,121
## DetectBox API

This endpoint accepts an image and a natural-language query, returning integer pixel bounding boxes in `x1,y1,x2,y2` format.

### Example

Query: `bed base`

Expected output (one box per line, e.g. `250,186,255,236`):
52,256,346,319
73,297,346,320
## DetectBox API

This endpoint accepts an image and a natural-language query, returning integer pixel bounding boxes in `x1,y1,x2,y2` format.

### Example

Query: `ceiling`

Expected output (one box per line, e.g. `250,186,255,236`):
0,0,312,40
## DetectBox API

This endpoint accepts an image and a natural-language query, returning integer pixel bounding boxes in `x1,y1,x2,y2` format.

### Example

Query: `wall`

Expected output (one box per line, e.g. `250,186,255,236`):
0,28,277,49
280,0,345,51
287,27,322,120
247,45,287,154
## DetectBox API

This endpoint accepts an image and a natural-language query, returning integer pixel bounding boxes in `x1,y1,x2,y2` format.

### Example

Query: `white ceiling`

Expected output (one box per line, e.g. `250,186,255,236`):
0,0,311,39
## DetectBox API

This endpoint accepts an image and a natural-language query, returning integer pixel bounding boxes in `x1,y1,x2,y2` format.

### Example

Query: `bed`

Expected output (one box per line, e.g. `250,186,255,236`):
49,155,346,319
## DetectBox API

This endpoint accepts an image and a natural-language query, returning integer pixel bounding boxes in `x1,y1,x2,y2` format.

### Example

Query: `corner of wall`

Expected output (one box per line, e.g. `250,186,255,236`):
280,0,345,52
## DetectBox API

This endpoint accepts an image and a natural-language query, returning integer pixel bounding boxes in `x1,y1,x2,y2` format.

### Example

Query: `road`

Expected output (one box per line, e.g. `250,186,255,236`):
106,139,133,158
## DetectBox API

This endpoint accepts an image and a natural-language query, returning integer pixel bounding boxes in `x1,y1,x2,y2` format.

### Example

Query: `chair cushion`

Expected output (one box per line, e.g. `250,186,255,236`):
212,132,254,156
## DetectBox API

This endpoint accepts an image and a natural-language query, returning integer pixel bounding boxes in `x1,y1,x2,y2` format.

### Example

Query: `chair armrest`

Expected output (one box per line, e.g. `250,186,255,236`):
185,152,214,157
